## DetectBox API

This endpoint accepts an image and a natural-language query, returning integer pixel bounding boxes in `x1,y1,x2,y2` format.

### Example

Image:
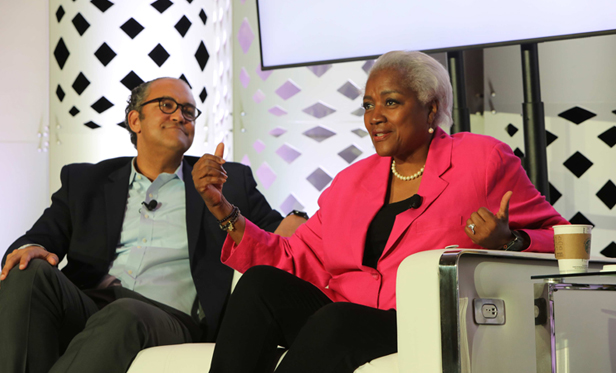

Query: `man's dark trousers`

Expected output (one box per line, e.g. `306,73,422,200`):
0,259,200,373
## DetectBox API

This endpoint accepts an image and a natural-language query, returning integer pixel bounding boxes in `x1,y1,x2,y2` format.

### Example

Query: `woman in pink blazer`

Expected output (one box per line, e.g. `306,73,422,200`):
193,51,568,373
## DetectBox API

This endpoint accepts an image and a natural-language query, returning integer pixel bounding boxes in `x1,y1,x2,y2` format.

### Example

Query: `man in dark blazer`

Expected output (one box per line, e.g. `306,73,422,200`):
0,77,304,373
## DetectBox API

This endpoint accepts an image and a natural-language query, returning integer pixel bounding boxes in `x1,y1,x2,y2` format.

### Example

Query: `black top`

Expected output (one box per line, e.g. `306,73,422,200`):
363,194,417,269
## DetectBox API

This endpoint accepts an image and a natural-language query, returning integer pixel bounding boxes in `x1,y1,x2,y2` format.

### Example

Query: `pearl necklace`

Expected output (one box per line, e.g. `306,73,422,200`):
391,160,425,181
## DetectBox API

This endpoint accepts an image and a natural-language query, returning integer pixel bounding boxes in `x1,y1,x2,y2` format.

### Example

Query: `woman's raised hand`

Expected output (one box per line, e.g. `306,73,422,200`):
192,142,228,208
465,191,515,250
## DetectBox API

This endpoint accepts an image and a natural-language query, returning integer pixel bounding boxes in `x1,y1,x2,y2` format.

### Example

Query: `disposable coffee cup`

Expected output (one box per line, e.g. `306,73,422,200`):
553,224,592,274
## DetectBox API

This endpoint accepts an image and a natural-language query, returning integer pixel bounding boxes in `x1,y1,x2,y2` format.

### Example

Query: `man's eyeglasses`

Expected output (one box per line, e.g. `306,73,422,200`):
140,97,202,121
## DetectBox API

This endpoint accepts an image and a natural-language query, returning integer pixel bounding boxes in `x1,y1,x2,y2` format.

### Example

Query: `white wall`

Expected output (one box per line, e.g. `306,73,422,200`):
0,1,50,258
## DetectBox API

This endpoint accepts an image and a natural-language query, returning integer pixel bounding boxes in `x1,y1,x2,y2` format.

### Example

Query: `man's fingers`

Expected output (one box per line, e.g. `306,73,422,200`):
496,191,513,220
19,251,33,270
46,253,59,266
214,142,225,159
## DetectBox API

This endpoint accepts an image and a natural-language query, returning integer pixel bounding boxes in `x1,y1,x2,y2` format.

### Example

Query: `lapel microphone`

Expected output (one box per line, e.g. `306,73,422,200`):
142,200,158,211
409,194,423,209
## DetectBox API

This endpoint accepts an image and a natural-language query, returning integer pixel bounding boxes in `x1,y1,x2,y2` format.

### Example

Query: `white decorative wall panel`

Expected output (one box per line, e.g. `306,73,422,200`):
49,0,232,192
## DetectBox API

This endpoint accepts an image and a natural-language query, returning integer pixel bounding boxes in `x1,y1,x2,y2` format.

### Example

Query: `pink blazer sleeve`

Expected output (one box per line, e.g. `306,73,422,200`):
221,183,337,295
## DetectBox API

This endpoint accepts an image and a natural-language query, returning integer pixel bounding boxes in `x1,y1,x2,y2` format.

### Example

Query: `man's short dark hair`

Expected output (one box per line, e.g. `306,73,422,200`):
124,78,169,148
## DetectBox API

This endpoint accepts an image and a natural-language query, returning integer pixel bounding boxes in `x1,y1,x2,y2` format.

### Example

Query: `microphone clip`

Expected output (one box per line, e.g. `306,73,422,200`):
142,200,158,211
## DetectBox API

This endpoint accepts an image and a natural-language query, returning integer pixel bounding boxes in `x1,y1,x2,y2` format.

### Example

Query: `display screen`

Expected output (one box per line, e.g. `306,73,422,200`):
256,0,616,69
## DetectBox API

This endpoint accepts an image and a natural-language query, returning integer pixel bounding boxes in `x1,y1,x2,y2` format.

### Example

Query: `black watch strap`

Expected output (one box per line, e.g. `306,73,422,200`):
503,230,525,251
286,210,309,220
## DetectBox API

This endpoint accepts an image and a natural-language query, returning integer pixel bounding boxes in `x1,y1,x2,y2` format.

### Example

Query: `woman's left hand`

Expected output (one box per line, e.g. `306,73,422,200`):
465,191,514,250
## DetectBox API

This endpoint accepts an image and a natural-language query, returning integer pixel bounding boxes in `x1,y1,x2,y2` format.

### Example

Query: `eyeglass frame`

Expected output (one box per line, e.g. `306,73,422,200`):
139,96,202,121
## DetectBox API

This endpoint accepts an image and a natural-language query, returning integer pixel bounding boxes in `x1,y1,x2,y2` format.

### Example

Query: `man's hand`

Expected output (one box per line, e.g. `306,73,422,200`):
464,191,514,250
192,142,228,208
274,215,308,237
0,246,59,280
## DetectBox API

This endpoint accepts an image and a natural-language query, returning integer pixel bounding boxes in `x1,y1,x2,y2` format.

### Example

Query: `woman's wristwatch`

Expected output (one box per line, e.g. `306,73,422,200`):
286,210,309,220
503,230,525,251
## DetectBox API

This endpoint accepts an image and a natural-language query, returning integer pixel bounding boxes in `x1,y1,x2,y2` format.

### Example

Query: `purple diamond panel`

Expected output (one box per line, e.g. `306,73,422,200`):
303,101,336,119
276,144,302,164
338,145,362,164
256,162,276,189
269,106,287,116
239,67,250,88
303,126,336,142
307,64,332,77
238,18,254,54
337,80,362,100
253,139,266,153
253,89,265,103
280,194,305,216
256,65,273,81
275,80,301,100
269,127,287,137
307,168,332,191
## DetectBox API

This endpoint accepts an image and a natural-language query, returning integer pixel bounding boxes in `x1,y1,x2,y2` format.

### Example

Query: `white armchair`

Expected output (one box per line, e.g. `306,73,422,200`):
128,249,614,373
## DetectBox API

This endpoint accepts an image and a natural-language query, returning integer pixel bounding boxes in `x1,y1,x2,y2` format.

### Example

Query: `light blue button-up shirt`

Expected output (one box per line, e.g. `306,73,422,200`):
108,159,197,315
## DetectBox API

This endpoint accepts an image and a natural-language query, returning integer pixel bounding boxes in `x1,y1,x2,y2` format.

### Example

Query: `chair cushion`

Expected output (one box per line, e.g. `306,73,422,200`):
127,344,398,373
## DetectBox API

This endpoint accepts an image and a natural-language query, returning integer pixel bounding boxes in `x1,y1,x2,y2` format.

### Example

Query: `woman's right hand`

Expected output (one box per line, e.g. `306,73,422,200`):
192,142,228,209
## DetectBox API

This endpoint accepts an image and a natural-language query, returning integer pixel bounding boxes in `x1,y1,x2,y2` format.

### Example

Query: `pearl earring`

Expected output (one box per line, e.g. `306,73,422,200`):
428,127,434,134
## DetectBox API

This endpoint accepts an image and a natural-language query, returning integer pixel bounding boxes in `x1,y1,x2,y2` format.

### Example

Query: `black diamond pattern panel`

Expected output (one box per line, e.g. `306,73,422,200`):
601,242,616,258
596,180,616,209
563,151,593,178
199,87,207,103
69,106,80,116
72,13,90,36
195,41,209,71
187,0,193,3
72,72,90,95
91,0,114,12
84,121,101,129
121,71,144,90
91,97,114,114
120,18,144,39
598,126,616,148
569,212,594,227
558,106,596,124
179,74,192,88
546,130,557,146
117,121,126,128
149,44,170,67
513,147,524,159
54,38,70,70
94,43,117,66
151,0,173,13
549,182,561,205
199,9,207,25
505,123,518,137
175,16,192,37
56,85,65,102
56,6,65,22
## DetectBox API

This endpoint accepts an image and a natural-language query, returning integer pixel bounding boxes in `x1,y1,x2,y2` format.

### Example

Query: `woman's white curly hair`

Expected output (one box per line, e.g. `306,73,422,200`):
368,51,453,128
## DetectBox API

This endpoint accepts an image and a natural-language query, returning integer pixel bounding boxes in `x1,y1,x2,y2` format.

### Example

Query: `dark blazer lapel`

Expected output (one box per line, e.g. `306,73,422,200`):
183,161,205,261
104,161,131,261
382,128,453,257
